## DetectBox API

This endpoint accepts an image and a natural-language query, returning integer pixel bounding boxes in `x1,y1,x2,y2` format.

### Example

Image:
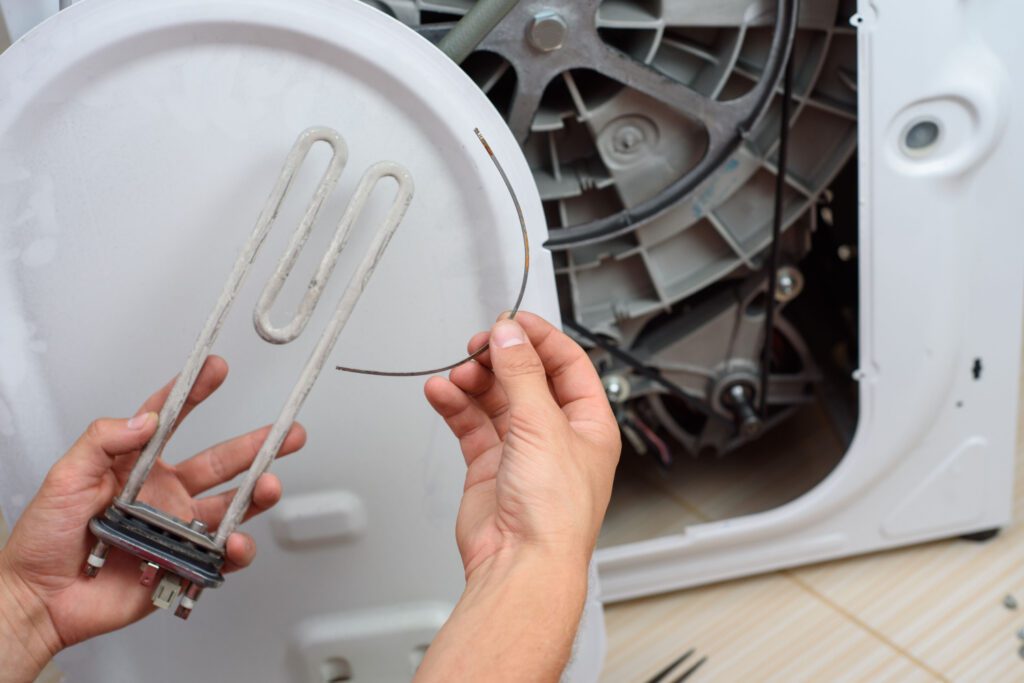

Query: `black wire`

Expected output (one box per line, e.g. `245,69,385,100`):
669,655,708,683
758,45,796,417
561,318,712,417
645,648,694,683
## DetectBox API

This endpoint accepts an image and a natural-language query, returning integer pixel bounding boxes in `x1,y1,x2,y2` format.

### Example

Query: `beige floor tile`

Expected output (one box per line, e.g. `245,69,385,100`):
598,460,703,549
642,402,846,523
599,401,847,557
602,571,938,682
784,364,1024,682
792,531,1024,682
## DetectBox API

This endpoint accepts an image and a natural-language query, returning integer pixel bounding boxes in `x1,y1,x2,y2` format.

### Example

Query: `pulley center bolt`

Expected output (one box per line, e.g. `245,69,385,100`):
529,11,567,52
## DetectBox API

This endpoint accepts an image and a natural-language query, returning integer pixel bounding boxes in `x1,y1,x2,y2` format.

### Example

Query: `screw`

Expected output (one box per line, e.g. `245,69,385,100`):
603,374,630,403
175,584,203,620
189,519,208,533
778,273,795,295
528,11,567,52
83,541,109,578
774,266,802,302
819,206,834,226
1005,594,1018,610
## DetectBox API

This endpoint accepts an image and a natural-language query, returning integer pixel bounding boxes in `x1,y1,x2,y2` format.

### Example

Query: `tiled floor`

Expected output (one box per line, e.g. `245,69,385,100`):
600,366,1024,682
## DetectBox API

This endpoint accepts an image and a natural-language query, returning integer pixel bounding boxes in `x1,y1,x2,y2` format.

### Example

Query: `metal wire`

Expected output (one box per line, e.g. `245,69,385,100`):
335,127,530,377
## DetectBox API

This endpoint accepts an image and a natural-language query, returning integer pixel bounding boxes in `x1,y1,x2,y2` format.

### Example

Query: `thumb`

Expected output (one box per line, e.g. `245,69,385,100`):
65,412,159,476
489,319,555,412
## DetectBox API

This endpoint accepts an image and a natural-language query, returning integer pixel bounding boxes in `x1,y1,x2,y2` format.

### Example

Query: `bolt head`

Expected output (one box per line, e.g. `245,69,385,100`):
774,267,803,303
529,11,567,52
189,519,208,533
602,374,630,403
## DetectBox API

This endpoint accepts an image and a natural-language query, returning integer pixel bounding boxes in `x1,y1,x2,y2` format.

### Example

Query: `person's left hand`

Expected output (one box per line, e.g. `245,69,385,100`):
0,356,305,662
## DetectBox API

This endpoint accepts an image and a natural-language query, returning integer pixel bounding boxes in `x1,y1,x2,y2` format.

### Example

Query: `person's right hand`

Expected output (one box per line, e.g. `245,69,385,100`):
416,311,620,682
424,311,621,579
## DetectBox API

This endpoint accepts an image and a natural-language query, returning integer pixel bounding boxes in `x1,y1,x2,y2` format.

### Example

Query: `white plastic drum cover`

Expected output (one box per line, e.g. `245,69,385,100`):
0,0,604,680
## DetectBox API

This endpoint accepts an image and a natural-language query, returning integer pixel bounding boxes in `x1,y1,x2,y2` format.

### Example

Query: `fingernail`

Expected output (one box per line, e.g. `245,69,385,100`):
492,320,524,348
127,412,154,430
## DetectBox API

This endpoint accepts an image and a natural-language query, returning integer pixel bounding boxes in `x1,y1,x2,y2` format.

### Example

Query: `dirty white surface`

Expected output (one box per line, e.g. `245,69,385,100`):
0,1,603,680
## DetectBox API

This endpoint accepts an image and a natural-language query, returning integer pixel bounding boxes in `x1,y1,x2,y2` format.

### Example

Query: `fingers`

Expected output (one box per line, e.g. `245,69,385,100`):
176,423,307,495
487,319,558,414
224,532,257,572
466,330,491,367
137,355,229,433
448,361,509,437
510,312,611,421
64,413,159,476
424,376,501,465
476,313,611,421
193,473,282,529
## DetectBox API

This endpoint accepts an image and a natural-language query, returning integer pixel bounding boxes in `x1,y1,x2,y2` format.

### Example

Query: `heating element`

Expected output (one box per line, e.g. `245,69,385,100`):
84,126,414,618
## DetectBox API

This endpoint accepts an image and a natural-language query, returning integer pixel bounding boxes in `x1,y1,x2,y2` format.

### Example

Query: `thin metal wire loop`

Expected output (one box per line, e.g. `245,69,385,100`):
335,127,529,377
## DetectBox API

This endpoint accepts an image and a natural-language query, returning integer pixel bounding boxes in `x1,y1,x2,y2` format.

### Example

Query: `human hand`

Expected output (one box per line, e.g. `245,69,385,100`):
416,312,620,682
0,356,305,680
424,312,621,579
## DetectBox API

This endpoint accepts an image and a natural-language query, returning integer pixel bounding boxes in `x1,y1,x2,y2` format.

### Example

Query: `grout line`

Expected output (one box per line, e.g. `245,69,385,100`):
644,477,713,524
784,570,949,682
637,468,714,524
